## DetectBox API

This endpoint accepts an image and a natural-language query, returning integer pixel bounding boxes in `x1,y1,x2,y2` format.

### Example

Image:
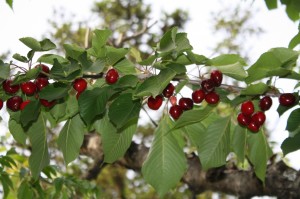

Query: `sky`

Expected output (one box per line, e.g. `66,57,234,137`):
0,0,299,172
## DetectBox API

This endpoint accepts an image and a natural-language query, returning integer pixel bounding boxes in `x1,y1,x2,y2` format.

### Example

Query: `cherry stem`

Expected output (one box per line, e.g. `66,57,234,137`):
142,107,158,127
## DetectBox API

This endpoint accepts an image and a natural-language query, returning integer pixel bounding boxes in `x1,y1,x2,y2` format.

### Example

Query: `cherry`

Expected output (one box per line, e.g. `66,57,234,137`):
241,101,254,116
0,99,3,110
34,77,49,91
247,121,259,133
279,93,296,107
205,92,220,104
73,78,87,93
162,83,175,98
201,79,215,93
169,105,183,120
237,113,251,126
179,97,194,111
20,100,31,110
35,64,50,78
106,68,119,84
2,80,20,94
259,96,272,111
147,95,163,110
192,89,205,103
40,99,56,108
6,96,23,112
76,92,82,100
210,70,223,87
21,81,37,96
251,111,266,126
169,96,177,106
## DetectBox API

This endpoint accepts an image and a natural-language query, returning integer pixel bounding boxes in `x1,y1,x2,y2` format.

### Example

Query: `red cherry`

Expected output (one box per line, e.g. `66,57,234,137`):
205,92,220,104
35,64,50,78
259,96,272,111
169,96,177,106
106,69,119,84
210,70,223,87
147,95,163,110
20,100,31,110
251,111,266,126
76,92,82,100
162,83,175,98
2,80,20,94
201,79,215,93
21,81,37,96
0,99,3,110
179,97,194,111
169,105,183,120
6,96,23,112
192,89,205,103
279,93,296,107
73,78,87,93
241,101,254,116
237,113,251,126
247,121,259,133
34,77,49,91
40,99,56,108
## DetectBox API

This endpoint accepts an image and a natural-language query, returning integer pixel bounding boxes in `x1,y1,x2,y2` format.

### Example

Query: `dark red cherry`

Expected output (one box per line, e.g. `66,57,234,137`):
147,95,163,110
169,96,177,106
279,93,296,107
106,69,119,84
251,111,266,126
20,100,31,110
210,70,223,87
73,78,87,93
205,92,220,104
247,121,259,133
6,96,23,112
237,113,251,126
35,77,49,91
21,81,37,96
201,79,215,93
0,99,3,110
40,99,56,108
163,83,175,98
169,105,183,120
2,80,20,94
259,96,272,111
241,101,254,116
192,89,205,103
35,64,50,78
179,97,194,111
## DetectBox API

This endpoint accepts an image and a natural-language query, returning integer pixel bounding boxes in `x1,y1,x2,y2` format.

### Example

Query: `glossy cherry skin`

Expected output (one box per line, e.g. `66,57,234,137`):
201,79,215,93
0,99,3,110
237,113,251,126
279,93,296,107
73,78,87,93
169,96,177,106
147,95,163,110
179,97,194,111
259,96,272,111
21,82,37,96
247,121,259,133
251,111,266,126
163,83,175,98
106,69,119,84
205,92,220,104
6,96,23,112
210,70,223,87
35,77,49,91
192,89,205,103
40,99,56,108
2,80,20,94
35,64,50,78
241,101,254,116
20,100,31,110
169,105,183,120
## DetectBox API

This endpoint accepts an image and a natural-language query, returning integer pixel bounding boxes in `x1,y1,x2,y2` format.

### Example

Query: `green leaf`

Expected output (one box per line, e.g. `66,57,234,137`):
108,93,141,129
39,82,70,101
0,61,10,80
87,58,106,73
63,44,85,60
37,54,68,65
175,33,193,53
27,113,50,179
50,59,81,81
240,82,269,95
172,106,213,130
0,172,13,198
247,130,273,183
106,46,128,66
57,114,85,165
40,38,56,51
114,75,139,89
142,116,187,197
19,37,41,51
158,27,177,53
281,133,300,155
8,119,27,145
79,87,115,125
6,0,13,9
113,58,136,75
135,68,176,97
289,31,300,49
20,100,41,127
166,63,187,74
286,108,300,132
18,181,34,199
182,122,206,148
13,53,28,62
13,68,40,84
264,0,277,9
232,125,247,163
92,29,112,50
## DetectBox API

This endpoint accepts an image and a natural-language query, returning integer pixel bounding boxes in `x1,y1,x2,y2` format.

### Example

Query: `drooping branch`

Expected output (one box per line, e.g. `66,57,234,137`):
81,134,300,199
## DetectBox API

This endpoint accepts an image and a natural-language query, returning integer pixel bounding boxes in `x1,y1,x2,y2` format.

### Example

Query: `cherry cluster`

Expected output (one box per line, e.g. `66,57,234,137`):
147,70,223,120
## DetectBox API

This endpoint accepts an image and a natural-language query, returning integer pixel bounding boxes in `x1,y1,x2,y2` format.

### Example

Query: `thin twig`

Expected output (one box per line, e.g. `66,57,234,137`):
142,106,158,127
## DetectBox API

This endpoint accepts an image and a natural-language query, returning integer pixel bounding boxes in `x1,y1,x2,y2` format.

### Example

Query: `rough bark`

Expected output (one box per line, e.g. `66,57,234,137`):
81,134,300,199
